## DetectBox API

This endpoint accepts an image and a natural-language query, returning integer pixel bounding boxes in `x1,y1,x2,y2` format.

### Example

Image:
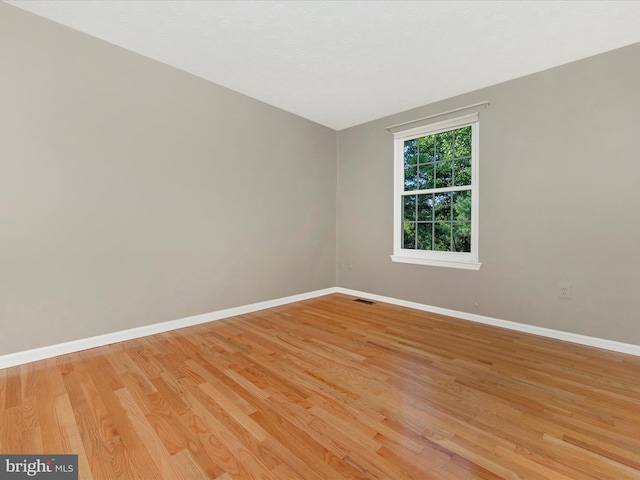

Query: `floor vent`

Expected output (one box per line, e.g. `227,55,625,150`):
354,298,376,305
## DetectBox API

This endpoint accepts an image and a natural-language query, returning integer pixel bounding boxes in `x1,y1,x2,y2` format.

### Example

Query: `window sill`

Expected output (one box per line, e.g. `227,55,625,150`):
390,255,482,270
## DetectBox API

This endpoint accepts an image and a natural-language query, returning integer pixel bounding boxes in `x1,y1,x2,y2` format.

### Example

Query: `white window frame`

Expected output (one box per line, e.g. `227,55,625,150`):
390,113,481,270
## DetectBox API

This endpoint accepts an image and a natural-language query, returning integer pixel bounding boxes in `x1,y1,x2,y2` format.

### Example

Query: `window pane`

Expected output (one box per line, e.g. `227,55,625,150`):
417,223,433,250
434,193,452,221
435,130,453,160
404,139,418,166
453,157,471,186
454,126,472,157
418,135,435,163
417,164,434,189
394,118,477,263
434,222,451,251
452,222,471,252
435,160,453,188
404,166,418,191
417,194,433,221
403,195,416,222
403,222,416,249
452,190,471,222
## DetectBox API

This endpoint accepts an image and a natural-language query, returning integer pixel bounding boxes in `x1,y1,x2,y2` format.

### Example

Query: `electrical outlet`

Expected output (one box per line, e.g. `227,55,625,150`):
558,283,572,299
347,258,353,269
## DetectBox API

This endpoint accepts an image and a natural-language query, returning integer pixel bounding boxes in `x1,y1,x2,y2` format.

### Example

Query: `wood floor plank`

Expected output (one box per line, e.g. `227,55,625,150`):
180,386,278,480
61,368,120,479
113,386,187,479
33,367,65,453
170,449,212,480
54,393,94,480
2,406,23,454
251,409,346,480
4,365,22,410
2,293,640,479
78,354,163,479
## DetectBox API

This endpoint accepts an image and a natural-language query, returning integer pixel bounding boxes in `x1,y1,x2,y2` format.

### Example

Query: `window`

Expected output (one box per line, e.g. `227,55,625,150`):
391,113,481,269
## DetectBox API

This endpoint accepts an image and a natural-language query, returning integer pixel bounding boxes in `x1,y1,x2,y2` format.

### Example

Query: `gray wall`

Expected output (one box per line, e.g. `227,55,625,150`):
0,3,336,356
337,42,640,345
2,2,638,357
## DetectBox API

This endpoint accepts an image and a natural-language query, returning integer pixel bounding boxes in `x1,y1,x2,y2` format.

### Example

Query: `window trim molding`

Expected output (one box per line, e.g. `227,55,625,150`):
391,113,481,270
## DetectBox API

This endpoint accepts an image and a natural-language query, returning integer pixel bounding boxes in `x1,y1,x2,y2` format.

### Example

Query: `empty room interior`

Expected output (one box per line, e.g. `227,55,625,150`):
1,1,640,479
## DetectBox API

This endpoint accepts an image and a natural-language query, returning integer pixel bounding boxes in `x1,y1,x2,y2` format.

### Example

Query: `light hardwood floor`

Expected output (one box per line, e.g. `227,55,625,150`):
1,293,640,479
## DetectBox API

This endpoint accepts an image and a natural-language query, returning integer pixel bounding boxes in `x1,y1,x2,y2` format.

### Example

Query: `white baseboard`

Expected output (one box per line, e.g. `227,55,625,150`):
335,287,640,357
2,286,638,370
0,288,338,370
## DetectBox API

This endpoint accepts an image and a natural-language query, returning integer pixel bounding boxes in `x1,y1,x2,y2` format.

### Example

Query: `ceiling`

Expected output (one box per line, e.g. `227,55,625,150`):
6,1,640,130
